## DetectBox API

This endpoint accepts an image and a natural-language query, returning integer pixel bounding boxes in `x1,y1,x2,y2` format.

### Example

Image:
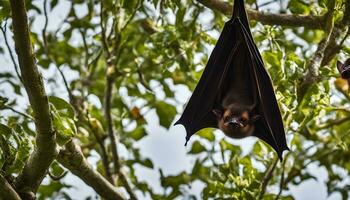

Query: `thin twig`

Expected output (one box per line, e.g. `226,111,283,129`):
137,69,153,92
104,74,121,173
317,115,350,130
79,29,89,71
100,0,111,58
56,66,74,103
259,157,279,199
86,113,114,183
99,1,138,198
284,148,339,185
275,159,286,199
120,0,143,33
42,0,48,50
0,21,22,83
40,0,74,104
2,105,34,120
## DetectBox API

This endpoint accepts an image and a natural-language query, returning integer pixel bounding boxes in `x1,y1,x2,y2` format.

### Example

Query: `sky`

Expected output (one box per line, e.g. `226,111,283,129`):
0,0,345,199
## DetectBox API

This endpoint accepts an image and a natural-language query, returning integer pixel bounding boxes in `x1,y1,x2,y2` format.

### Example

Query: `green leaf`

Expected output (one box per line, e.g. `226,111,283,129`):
0,1,10,20
188,141,207,154
154,101,176,128
219,139,241,154
160,171,191,188
128,126,147,141
0,123,31,174
49,96,75,118
196,128,215,142
50,0,59,9
140,158,154,169
288,0,310,14
50,161,66,178
51,105,77,146
0,123,12,136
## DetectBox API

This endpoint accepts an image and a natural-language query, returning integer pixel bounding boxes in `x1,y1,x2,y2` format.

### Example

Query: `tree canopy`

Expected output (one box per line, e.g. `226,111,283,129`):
0,0,350,199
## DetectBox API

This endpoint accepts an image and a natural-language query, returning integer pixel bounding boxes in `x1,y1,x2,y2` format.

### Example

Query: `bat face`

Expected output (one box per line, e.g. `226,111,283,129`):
213,104,259,139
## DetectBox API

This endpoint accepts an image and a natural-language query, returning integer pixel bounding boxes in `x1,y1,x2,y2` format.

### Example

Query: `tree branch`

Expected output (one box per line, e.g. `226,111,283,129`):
3,105,34,121
104,69,138,200
297,0,336,101
9,0,58,198
100,2,138,198
0,21,22,82
258,158,278,199
196,0,326,29
317,115,350,130
0,174,21,200
87,115,114,183
321,0,350,66
275,161,286,200
56,140,126,200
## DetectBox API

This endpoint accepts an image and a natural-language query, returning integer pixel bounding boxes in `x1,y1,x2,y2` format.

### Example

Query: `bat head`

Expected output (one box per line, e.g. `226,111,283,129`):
212,104,261,138
337,59,350,79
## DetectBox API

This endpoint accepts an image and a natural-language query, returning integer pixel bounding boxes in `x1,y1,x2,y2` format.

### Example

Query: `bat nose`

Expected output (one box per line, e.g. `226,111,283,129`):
228,120,244,128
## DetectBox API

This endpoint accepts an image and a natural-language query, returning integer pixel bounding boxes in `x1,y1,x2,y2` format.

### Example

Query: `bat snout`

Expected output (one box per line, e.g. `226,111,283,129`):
226,119,244,128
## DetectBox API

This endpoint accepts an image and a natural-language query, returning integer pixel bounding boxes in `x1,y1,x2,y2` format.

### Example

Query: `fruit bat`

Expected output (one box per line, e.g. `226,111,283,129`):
337,59,350,88
175,0,289,160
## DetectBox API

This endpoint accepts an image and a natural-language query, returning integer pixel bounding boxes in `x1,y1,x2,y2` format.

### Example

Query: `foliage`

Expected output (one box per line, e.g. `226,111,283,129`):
0,0,350,199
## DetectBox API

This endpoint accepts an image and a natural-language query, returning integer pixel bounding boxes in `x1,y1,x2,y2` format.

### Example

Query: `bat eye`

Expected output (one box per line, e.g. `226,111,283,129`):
224,116,230,122
240,118,247,123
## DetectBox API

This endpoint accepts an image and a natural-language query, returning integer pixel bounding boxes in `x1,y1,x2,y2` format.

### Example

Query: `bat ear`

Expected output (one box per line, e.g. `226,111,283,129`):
337,61,344,72
251,114,262,122
345,58,350,66
212,109,223,118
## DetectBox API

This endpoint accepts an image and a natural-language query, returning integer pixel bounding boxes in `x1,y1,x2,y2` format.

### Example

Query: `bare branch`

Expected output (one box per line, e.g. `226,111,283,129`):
57,140,126,200
86,114,114,183
2,105,34,121
275,161,286,200
9,0,58,198
100,0,111,58
56,66,74,103
40,0,74,104
79,29,90,71
196,0,326,29
100,2,138,198
105,70,137,200
120,0,143,33
317,115,350,130
258,158,278,199
0,174,21,200
42,0,48,49
0,22,22,82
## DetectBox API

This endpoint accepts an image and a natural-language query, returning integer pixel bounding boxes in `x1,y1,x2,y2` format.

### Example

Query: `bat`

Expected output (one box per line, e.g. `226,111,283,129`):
337,59,350,89
175,0,289,160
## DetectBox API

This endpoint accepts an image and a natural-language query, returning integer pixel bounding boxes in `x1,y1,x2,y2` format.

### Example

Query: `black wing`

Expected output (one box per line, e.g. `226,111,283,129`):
174,17,239,144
